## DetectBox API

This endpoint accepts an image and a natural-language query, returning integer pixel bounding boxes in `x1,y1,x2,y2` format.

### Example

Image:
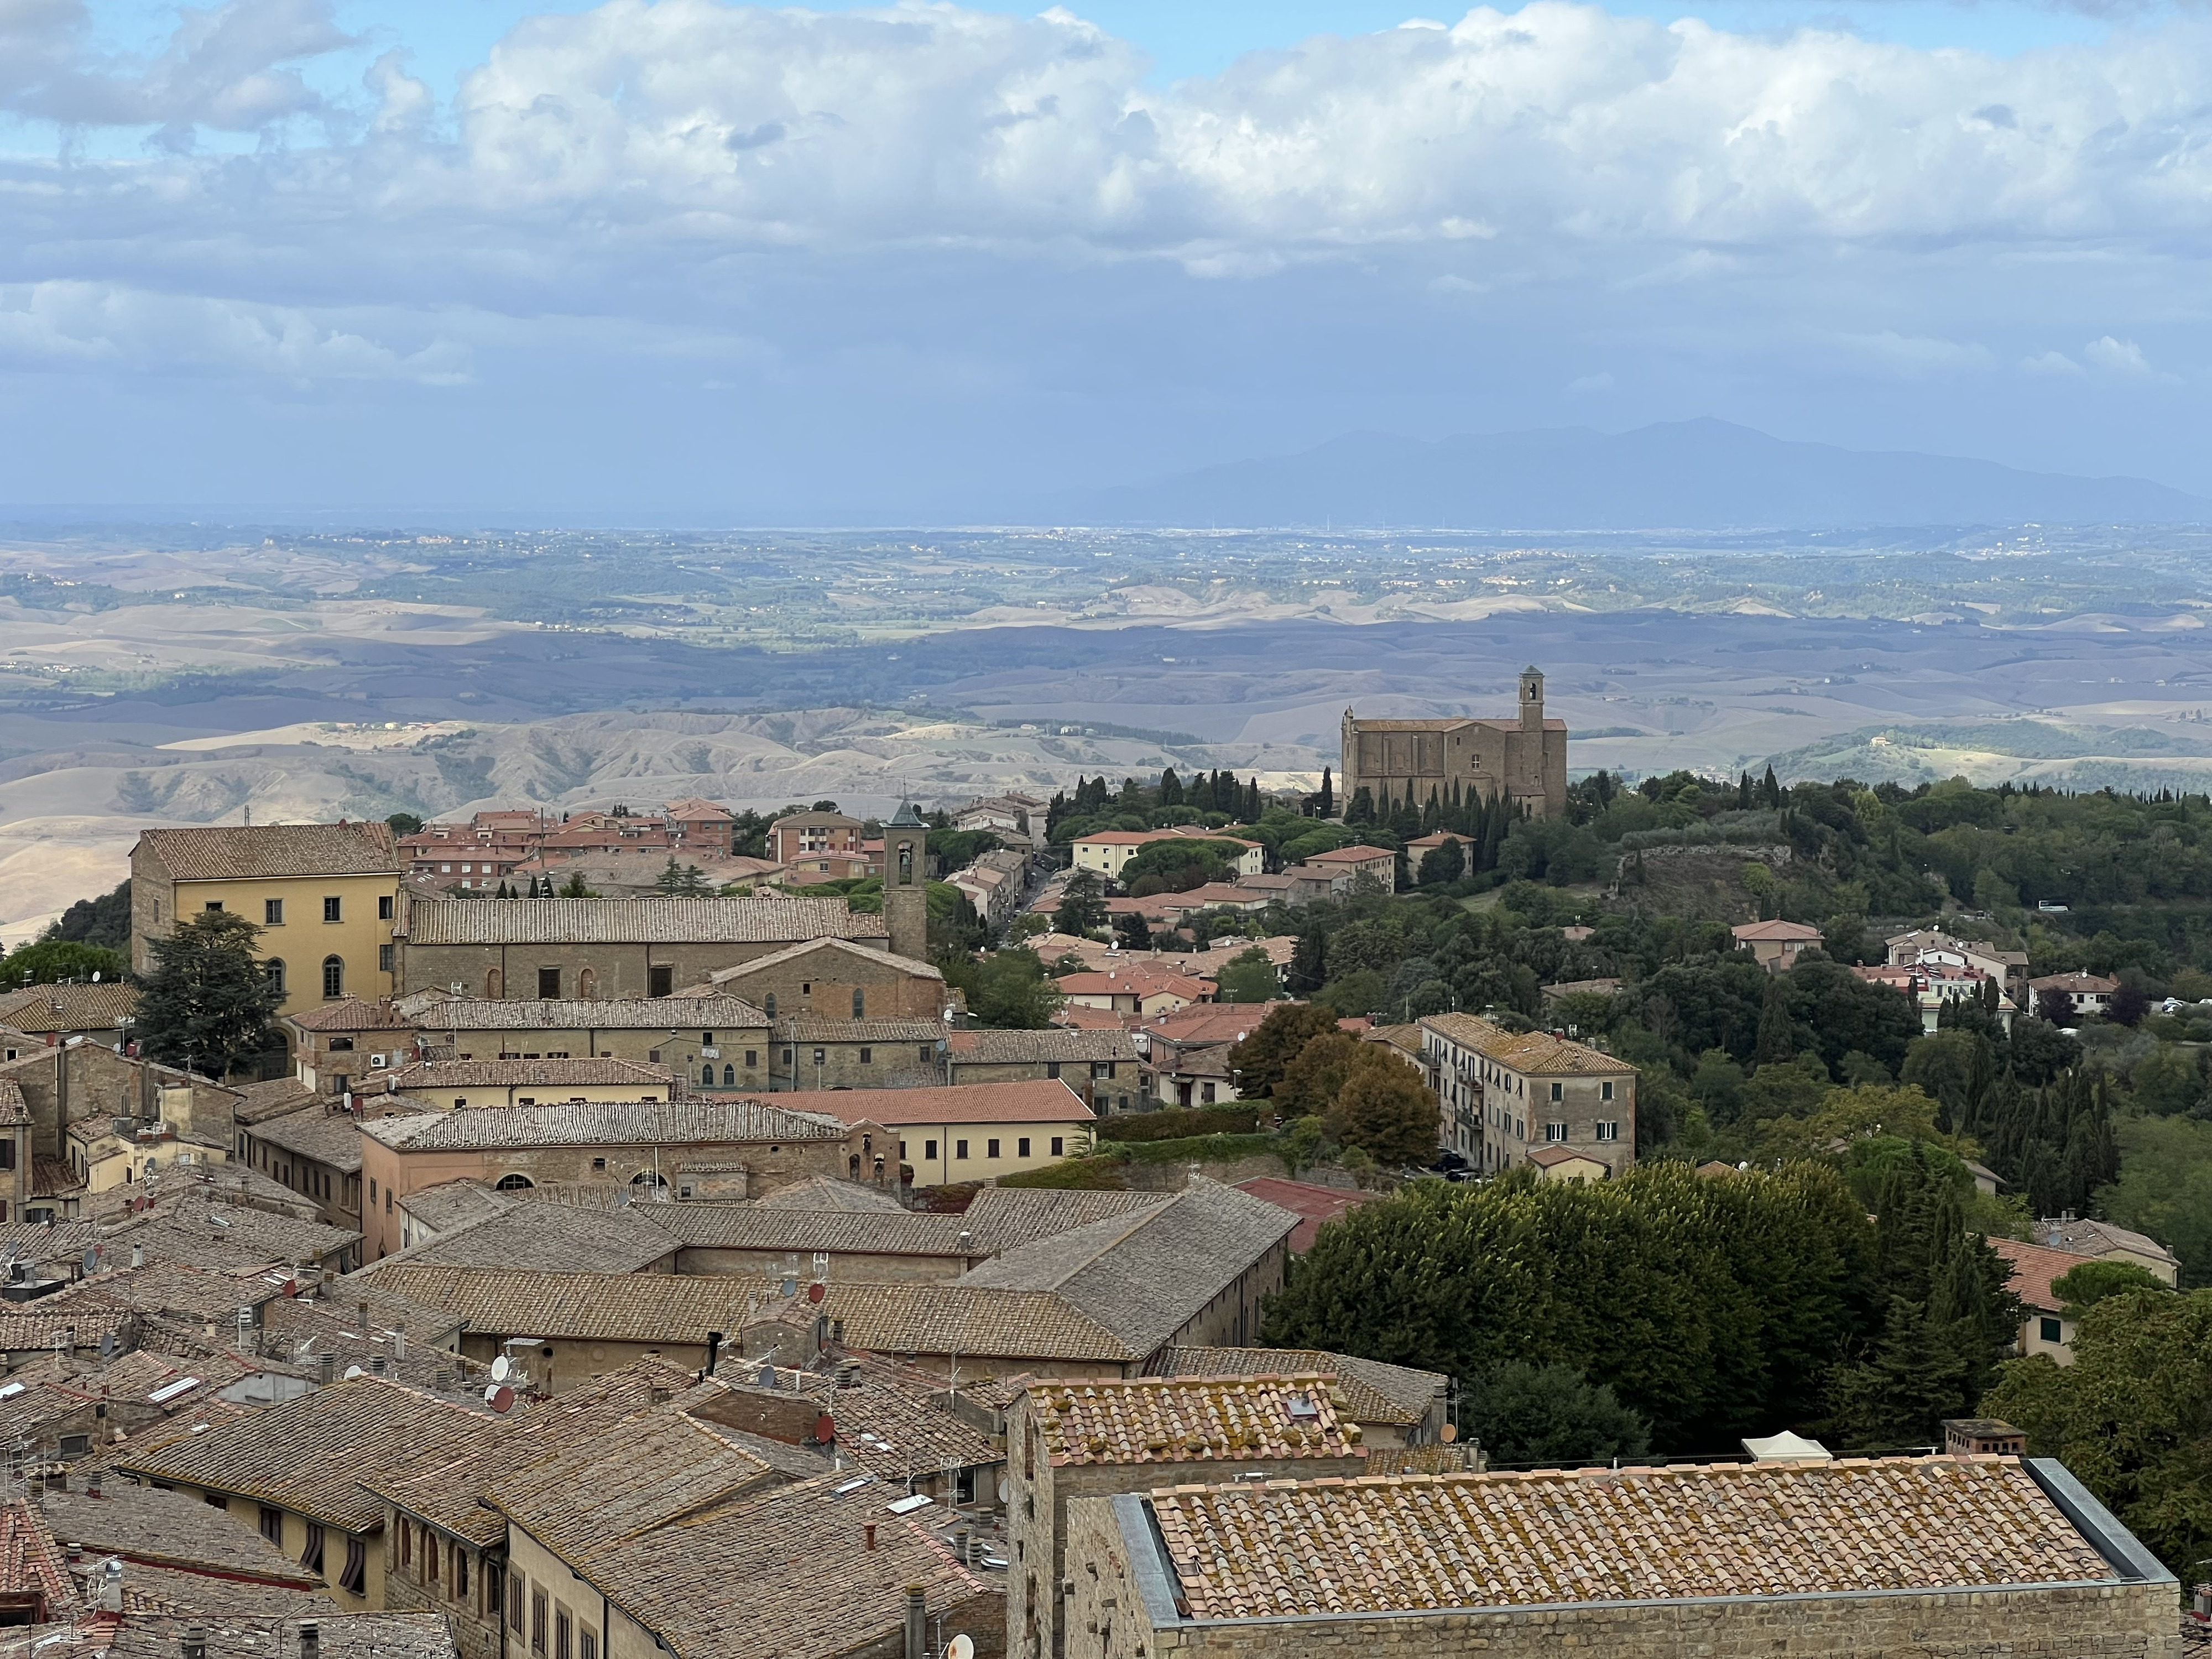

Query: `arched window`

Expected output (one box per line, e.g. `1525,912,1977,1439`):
264,959,286,997
322,956,345,999
577,968,596,1000
486,968,503,999
492,1173,534,1192
722,1065,735,1085
898,841,914,886
763,992,777,1019
852,987,865,1019
702,1063,716,1086
631,1171,667,1187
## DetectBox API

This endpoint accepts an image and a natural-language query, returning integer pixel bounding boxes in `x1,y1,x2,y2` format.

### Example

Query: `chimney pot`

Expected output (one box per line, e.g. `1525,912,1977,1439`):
87,1471,102,1499
300,1620,319,1659
864,1523,877,1551
182,1627,206,1659
903,1586,925,1659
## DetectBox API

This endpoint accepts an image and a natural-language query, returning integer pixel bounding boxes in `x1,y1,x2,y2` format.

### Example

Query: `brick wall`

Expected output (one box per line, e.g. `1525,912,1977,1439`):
1058,1494,2183,1659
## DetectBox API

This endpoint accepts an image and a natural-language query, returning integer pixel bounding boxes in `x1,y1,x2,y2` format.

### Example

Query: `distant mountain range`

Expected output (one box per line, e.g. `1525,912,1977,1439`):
1061,419,2209,530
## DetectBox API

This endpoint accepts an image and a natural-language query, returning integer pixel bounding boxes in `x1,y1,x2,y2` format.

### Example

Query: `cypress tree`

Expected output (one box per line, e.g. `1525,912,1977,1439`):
1318,767,1333,818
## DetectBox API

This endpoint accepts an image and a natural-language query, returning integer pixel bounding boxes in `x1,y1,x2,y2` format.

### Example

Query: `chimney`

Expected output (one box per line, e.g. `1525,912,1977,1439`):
182,1628,206,1659
358,1299,370,1334
393,1323,407,1362
100,1561,122,1613
863,1523,877,1551
50,1471,66,1493
903,1587,925,1659
131,1243,144,1269
86,1470,102,1499
300,1621,319,1659
318,1354,336,1386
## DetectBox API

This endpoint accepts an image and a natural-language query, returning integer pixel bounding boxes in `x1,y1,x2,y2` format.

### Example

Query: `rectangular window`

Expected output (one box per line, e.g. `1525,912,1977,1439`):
2039,1316,2064,1344
1550,1081,1563,1102
555,1611,571,1659
538,967,561,998
925,1140,938,1160
987,1138,1000,1159
509,1572,525,1629
301,1524,325,1574
259,1506,283,1544
205,900,224,912
1600,1081,1614,1102
324,896,342,922
859,1047,872,1065
339,1535,366,1597
956,1139,969,1160
1018,1137,1030,1158
1051,1136,1064,1156
424,1525,438,1581
580,1633,598,1659
649,965,674,998
455,1547,468,1599
745,1050,757,1067
379,894,395,921
919,1045,931,1063
378,944,394,973
1595,1121,1619,1142
1545,1123,1568,1143
531,1590,548,1654
265,898,285,925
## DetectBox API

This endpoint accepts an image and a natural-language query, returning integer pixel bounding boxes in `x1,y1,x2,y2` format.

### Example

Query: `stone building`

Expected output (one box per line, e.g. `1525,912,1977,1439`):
376,1056,676,1109
0,1042,241,1220
699,937,948,1023
768,1016,947,1091
393,895,887,1002
943,1027,1141,1098
1151,1344,1449,1448
416,993,772,1093
131,822,404,1018
1340,666,1567,820
789,1079,1098,1185
1061,1454,2180,1659
1417,1011,1634,1176
0,983,138,1049
1006,1373,1369,1659
882,800,931,964
356,1096,856,1258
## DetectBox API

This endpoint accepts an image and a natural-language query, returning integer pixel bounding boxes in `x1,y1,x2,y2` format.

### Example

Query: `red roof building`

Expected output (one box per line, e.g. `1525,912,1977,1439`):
1231,1177,1376,1252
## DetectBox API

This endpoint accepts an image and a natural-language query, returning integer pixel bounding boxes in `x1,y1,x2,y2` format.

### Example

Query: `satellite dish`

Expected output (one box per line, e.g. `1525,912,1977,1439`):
491,1356,512,1383
344,1366,364,1380
486,1385,516,1414
807,1281,825,1304
1439,1423,1458,1444
946,1639,974,1659
996,1479,1010,1504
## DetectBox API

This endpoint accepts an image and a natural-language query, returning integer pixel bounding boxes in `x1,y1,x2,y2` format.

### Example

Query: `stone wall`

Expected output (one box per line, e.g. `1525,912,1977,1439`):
769,1035,945,1092
1059,1493,2184,1659
714,957,946,1021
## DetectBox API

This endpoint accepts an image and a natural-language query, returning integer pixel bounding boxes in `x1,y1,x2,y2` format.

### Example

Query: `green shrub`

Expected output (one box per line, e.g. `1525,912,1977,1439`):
1095,1106,1260,1142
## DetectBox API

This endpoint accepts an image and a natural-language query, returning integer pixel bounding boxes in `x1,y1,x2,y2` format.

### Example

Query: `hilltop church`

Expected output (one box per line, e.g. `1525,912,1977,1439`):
1340,666,1568,820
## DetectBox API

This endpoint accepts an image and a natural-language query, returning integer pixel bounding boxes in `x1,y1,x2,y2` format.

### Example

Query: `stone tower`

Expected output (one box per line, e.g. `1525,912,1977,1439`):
1519,666,1545,733
883,800,929,963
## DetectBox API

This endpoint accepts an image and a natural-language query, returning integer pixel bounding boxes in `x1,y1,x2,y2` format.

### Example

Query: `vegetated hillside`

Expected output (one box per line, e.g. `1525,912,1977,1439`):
1072,419,2212,530
1765,718,2212,794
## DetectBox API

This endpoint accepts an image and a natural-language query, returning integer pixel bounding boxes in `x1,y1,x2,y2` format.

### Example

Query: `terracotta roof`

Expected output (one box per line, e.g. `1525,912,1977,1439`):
770,1016,943,1043
0,984,138,1032
362,1096,843,1152
1140,1006,1263,1049
19,1613,453,1659
1528,1144,1611,1169
1057,971,1214,997
248,1107,367,1172
286,999,419,1034
2028,971,2121,993
363,1361,702,1546
231,1078,319,1125
2032,1217,2178,1266
1418,1012,1636,1077
423,995,768,1032
111,1376,478,1531
646,1206,980,1259
956,1178,1297,1357
747,1175,909,1213
1301,844,1396,864
1230,1178,1376,1251
1731,919,1826,942
945,1027,1139,1064
136,822,398,882
665,797,737,821
386,1202,683,1274
1155,1346,1443,1427
707,936,942,983
693,1359,1000,1483
1052,1004,1136,1031
1991,1237,2101,1313
39,1480,325,1586
383,1056,672,1090
1147,1458,2118,1619
582,1470,994,1659
0,1498,73,1621
956,1187,1170,1253
776,1079,1095,1128
96,1199,360,1275
403,896,884,946
1027,1374,1360,1467
0,1079,27,1128
394,1179,517,1234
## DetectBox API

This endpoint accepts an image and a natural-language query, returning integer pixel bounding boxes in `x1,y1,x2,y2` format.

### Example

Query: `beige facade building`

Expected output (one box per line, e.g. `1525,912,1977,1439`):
1731,917,1826,972
131,822,403,1018
697,935,947,1021
1418,1011,1635,1175
1070,828,1265,881
1060,1455,2179,1659
1340,666,1568,820
787,1078,1097,1185
418,993,773,1092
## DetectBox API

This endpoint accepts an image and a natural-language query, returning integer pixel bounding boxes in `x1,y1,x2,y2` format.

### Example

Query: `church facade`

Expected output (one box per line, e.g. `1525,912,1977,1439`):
1340,667,1568,820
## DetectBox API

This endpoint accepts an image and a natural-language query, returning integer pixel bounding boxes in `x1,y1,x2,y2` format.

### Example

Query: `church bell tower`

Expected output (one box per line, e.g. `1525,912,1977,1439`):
1519,666,1545,734
883,800,929,963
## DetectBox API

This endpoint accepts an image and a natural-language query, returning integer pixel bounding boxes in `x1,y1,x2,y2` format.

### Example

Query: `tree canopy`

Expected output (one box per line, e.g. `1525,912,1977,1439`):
131,910,283,1078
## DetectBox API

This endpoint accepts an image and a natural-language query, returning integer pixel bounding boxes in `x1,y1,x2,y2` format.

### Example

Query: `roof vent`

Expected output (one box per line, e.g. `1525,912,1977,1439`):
1285,1392,1319,1421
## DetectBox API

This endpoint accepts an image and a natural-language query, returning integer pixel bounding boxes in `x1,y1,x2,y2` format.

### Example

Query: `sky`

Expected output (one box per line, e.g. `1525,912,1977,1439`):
0,0,2204,519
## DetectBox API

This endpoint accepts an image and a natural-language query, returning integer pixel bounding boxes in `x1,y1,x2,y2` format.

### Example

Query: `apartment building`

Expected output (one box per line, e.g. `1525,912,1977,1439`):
1068,827,1266,881
767,809,867,867
132,822,403,1017
1418,1011,1636,1175
787,1078,1097,1185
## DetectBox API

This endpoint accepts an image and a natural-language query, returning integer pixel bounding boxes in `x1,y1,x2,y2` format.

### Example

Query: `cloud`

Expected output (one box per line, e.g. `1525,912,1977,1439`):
0,283,472,385
2083,334,2154,375
2020,350,2086,376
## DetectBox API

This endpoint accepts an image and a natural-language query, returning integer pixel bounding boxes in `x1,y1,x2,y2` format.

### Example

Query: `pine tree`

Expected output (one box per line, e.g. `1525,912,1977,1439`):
1755,975,1794,1063
1763,765,1783,809
1159,767,1182,806
132,910,283,1079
